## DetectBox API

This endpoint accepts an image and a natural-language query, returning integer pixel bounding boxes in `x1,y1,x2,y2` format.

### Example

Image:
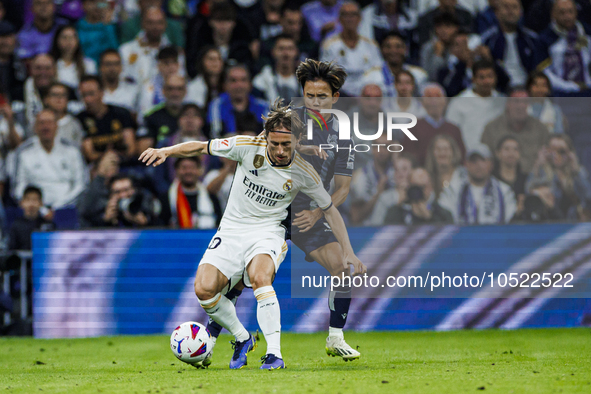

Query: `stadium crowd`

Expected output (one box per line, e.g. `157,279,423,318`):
0,0,590,249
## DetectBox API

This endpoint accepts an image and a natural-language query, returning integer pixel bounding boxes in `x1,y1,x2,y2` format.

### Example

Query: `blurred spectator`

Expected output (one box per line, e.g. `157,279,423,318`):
362,31,428,98
138,46,181,118
359,0,418,45
76,0,119,64
425,134,466,198
417,0,473,46
186,47,224,108
439,143,516,224
8,186,55,251
77,149,119,227
85,173,160,227
420,12,460,81
527,134,591,219
538,0,591,96
479,0,545,88
389,70,426,117
349,133,396,226
253,34,301,103
301,0,343,43
23,54,59,133
446,60,505,150
119,0,185,47
245,0,284,41
43,82,84,146
99,49,140,115
384,168,454,225
78,75,136,162
259,2,318,66
525,0,591,34
526,72,566,134
475,0,499,34
481,88,550,172
0,98,23,155
17,0,67,61
418,0,488,17
204,152,237,211
492,135,527,206
13,110,87,209
405,83,465,166
512,178,564,222
120,6,181,86
0,21,26,102
320,2,382,97
186,2,254,78
161,157,219,228
137,74,187,154
346,84,386,169
50,24,97,90
207,64,269,138
366,152,414,226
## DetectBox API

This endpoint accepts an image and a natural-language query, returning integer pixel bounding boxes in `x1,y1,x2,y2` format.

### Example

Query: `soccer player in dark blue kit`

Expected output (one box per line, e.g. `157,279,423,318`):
205,59,367,363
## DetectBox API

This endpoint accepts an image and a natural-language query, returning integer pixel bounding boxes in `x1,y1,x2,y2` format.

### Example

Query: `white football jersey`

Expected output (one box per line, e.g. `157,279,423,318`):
208,135,333,233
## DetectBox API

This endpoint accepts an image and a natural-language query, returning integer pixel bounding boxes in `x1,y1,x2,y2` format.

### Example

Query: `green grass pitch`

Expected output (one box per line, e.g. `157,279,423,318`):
1,328,590,394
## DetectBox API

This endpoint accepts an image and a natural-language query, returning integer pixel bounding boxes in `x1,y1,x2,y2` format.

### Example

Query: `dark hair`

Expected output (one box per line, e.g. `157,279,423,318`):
23,185,43,201
80,74,103,90
433,12,460,27
274,33,297,47
99,48,121,65
379,31,407,47
180,103,205,118
472,59,496,78
223,63,251,84
281,0,301,15
495,135,520,151
526,71,551,92
210,2,237,21
50,24,87,84
263,99,305,140
109,174,134,192
174,156,202,169
395,69,415,85
296,58,347,94
157,46,179,62
42,81,70,101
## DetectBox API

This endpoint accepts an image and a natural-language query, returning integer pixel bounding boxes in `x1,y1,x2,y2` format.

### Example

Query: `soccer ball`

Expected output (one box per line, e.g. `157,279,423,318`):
170,322,214,366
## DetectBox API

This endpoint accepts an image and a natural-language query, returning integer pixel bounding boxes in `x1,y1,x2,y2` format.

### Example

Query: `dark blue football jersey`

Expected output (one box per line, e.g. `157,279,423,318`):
291,107,355,213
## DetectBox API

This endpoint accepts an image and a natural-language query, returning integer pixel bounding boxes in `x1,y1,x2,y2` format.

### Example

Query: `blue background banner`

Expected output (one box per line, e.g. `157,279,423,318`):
32,225,591,338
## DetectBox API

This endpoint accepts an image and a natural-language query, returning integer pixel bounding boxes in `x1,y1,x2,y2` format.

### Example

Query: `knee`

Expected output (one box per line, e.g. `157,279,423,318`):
250,271,273,290
327,257,347,277
194,277,217,301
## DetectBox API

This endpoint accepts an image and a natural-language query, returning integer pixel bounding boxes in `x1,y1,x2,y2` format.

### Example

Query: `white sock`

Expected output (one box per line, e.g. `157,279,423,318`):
199,293,250,342
254,285,282,359
329,326,344,338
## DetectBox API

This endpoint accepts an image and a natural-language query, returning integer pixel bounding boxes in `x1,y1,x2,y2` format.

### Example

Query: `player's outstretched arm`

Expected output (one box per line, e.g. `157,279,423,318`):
323,205,367,275
139,141,209,167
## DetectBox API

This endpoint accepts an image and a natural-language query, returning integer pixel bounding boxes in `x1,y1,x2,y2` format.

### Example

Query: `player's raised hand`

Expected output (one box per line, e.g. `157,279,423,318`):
140,148,168,167
344,253,367,276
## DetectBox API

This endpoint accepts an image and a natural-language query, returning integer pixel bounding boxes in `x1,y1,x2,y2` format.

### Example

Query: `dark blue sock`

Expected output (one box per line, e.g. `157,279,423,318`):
206,287,243,338
329,286,352,329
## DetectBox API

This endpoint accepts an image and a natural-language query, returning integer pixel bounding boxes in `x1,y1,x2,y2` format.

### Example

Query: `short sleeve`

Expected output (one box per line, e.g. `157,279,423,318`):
334,138,355,177
208,136,258,163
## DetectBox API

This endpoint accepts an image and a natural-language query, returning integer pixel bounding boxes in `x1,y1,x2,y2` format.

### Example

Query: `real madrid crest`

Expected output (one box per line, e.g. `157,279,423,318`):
283,180,292,191
253,154,264,169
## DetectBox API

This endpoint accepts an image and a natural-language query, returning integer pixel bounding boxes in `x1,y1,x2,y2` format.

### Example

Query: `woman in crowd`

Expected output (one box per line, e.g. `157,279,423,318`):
425,134,466,198
528,134,591,220
50,25,97,91
527,71,567,134
186,46,225,109
493,135,528,206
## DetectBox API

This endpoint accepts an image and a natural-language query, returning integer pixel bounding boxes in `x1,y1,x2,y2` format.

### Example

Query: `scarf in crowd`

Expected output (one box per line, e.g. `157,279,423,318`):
556,21,587,83
528,99,558,133
168,179,216,229
458,178,505,225
24,77,43,133
152,74,166,106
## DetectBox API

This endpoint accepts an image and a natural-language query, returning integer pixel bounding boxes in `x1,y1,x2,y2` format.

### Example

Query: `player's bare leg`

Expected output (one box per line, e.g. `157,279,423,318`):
247,254,285,370
194,264,255,369
309,242,360,361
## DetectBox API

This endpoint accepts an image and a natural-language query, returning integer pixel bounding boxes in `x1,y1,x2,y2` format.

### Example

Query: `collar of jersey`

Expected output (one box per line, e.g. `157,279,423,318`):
265,150,293,168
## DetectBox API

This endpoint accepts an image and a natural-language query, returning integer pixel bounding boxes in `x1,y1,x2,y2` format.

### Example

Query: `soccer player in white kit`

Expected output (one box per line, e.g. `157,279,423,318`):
140,101,364,370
